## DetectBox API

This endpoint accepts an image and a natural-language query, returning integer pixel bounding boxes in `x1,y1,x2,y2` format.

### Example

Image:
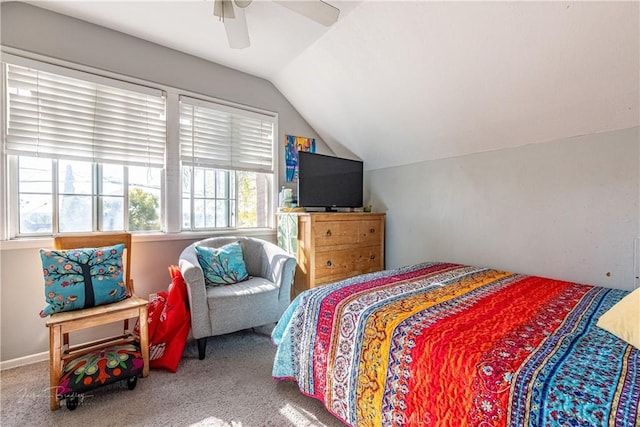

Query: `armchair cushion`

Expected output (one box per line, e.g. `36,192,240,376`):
39,243,127,317
195,241,249,286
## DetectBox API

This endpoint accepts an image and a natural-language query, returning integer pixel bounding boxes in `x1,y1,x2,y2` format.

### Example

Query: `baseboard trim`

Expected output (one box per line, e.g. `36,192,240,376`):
1,351,48,371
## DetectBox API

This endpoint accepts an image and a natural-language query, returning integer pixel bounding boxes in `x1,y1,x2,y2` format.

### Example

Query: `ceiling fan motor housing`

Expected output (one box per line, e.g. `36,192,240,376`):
214,0,340,49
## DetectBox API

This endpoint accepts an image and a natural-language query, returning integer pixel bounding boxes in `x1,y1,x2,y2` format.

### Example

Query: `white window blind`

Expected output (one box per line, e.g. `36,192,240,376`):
179,96,274,173
4,61,166,168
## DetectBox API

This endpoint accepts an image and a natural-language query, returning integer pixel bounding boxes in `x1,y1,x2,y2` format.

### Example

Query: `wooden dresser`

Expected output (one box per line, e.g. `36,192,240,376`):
277,212,385,297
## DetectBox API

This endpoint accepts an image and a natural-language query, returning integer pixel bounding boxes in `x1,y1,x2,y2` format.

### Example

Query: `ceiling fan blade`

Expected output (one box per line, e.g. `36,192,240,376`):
224,6,250,49
274,0,340,26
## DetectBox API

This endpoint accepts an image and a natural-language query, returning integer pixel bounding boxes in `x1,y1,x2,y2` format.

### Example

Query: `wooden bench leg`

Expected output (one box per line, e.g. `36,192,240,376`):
139,306,149,378
49,325,62,410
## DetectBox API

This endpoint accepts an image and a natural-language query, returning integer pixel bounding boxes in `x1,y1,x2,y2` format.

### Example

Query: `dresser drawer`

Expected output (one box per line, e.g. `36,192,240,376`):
358,219,384,245
313,219,383,248
313,245,383,282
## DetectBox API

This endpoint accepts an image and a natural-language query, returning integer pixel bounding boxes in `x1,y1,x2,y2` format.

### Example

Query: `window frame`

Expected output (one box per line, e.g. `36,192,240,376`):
1,49,280,242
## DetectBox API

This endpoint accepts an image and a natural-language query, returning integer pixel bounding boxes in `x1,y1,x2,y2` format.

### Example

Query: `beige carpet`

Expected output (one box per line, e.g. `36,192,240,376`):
0,328,345,427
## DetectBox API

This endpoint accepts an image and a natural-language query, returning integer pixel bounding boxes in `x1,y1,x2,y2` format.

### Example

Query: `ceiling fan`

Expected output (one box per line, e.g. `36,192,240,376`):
213,0,340,49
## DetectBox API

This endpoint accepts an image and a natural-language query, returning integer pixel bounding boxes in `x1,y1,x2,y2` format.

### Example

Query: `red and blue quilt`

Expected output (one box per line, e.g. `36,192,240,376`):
272,262,639,426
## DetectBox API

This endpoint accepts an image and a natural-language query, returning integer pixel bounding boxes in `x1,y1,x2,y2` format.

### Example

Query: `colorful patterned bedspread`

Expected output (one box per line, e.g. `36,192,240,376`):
272,262,640,426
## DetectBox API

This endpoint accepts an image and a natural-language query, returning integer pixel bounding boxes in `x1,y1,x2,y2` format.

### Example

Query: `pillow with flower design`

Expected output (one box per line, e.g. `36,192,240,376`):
39,243,127,317
195,241,249,286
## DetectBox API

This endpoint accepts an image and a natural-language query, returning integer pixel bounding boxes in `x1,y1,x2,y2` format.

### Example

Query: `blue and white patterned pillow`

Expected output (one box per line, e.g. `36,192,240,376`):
195,241,249,286
39,243,127,317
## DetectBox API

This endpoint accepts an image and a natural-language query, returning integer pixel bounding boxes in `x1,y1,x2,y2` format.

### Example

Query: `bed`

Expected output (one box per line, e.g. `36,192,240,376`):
271,262,639,426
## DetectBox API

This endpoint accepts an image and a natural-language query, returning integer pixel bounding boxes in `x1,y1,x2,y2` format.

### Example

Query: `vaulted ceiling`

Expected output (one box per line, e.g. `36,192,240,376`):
20,1,640,170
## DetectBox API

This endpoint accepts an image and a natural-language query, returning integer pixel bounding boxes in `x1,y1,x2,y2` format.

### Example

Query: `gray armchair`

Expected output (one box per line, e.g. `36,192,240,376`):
179,236,296,359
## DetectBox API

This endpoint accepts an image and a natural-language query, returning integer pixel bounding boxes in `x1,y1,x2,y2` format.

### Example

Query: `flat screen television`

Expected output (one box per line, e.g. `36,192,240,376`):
297,152,363,211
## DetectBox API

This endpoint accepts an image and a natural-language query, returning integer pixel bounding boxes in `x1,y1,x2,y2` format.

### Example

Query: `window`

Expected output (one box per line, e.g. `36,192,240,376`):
179,96,275,230
15,158,162,234
2,54,279,239
4,58,166,236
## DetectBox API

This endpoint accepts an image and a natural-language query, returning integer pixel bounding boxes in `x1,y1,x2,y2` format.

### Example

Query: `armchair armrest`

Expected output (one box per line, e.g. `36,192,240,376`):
256,241,296,303
179,247,212,340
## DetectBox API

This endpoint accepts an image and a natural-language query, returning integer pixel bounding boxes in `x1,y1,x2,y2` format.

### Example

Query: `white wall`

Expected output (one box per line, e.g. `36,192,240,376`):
366,127,639,291
0,2,335,364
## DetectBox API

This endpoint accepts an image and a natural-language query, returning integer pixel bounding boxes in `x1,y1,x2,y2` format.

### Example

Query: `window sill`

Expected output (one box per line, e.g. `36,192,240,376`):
0,228,276,251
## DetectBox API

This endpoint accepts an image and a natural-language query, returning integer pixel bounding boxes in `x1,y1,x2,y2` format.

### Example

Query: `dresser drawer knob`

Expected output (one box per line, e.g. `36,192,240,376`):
326,229,332,237
370,255,376,260
326,260,333,267
370,228,376,233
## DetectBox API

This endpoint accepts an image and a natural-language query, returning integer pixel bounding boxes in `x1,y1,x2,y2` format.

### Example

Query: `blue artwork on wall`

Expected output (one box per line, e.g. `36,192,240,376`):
285,135,316,182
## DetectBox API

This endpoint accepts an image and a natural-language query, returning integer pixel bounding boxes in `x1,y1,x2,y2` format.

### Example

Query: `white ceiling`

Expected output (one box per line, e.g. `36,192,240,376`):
21,1,640,170
23,0,363,79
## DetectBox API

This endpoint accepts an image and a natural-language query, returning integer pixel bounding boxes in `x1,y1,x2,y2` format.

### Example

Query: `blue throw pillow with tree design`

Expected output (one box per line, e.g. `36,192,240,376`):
39,243,127,317
195,241,249,286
